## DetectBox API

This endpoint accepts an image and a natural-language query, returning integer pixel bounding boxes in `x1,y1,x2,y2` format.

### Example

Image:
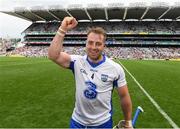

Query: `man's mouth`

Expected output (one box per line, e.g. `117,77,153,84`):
90,51,98,55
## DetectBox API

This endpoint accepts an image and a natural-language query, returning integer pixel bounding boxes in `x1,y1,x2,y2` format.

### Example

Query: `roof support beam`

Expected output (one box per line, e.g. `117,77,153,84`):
176,16,180,20
105,8,109,21
12,12,32,21
65,9,73,17
85,9,92,22
29,10,46,21
47,10,60,21
158,7,171,20
141,7,149,20
123,8,127,20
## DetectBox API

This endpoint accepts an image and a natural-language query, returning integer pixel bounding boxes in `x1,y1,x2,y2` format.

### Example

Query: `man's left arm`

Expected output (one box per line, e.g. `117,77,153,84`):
117,85,133,127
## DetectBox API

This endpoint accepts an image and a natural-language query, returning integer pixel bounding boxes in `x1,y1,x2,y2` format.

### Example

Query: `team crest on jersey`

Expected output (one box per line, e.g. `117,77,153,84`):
101,74,108,82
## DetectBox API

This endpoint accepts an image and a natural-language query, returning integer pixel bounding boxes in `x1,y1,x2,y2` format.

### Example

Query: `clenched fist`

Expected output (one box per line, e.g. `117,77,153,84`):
60,17,78,32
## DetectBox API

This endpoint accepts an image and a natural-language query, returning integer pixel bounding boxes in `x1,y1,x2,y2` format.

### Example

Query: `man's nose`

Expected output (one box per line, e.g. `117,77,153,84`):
91,43,96,49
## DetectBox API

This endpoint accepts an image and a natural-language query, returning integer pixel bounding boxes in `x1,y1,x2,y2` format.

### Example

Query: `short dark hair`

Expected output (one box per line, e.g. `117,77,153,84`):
87,27,107,42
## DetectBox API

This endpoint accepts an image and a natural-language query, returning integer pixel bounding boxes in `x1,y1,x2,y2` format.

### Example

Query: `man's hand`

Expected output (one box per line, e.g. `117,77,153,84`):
60,17,78,32
113,120,134,129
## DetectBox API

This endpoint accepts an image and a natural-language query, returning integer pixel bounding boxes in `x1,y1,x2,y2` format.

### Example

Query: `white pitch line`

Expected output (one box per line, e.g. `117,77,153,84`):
119,61,179,128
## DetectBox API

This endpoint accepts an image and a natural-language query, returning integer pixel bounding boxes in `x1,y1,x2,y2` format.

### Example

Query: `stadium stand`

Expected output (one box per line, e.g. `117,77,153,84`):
23,21,180,34
5,46,180,59
0,39,14,55
1,2,180,59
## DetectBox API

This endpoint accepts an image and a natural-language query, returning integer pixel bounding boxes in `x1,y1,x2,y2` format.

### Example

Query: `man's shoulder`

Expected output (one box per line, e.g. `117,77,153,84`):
70,55,85,61
105,57,125,75
105,57,122,68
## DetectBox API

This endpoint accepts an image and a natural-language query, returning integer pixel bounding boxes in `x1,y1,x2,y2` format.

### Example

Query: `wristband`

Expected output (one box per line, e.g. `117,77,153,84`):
56,31,65,37
58,27,66,34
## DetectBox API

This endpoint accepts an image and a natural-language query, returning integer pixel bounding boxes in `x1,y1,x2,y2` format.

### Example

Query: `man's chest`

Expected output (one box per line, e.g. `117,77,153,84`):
74,61,116,90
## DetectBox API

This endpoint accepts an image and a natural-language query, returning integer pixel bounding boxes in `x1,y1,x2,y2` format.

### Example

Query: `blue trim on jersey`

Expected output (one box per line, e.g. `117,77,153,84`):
109,98,113,116
113,75,120,88
69,61,75,73
109,88,114,117
70,118,113,128
86,55,106,68
113,79,118,87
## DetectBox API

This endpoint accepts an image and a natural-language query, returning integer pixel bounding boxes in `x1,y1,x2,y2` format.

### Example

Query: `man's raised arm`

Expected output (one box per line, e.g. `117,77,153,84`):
48,17,78,68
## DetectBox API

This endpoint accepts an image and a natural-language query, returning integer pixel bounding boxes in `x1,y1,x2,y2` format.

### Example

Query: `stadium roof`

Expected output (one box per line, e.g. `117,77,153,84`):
1,2,180,22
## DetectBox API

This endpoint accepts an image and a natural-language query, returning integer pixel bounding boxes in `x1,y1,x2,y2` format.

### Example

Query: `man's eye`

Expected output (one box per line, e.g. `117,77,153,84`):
96,42,102,46
88,41,93,45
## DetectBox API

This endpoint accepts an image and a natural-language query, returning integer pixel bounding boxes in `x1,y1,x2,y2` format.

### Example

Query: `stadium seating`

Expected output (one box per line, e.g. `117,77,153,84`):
23,21,180,34
6,46,180,59
2,21,180,59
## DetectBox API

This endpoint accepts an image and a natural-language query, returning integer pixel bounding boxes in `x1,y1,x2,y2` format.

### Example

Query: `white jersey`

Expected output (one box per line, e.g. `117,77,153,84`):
69,55,127,126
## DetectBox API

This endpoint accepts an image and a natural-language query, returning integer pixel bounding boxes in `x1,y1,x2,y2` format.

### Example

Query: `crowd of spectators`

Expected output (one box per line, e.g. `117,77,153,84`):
5,45,180,59
0,39,14,55
0,43,5,55
6,46,48,57
3,21,180,59
24,21,180,34
104,47,180,59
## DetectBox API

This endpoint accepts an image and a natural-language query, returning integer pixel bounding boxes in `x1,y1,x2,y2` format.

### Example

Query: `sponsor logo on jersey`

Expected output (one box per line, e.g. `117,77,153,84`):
90,69,98,72
101,74,108,82
84,81,97,99
80,69,88,75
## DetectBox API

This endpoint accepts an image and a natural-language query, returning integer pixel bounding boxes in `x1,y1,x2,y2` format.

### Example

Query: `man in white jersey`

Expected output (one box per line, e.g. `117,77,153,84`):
48,17,133,128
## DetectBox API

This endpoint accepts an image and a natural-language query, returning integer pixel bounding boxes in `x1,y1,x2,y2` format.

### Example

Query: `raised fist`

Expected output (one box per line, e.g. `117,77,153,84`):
60,17,78,32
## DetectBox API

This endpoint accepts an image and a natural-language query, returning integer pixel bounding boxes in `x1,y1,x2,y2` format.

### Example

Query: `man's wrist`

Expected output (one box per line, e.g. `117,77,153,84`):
58,26,67,34
56,31,65,37
124,120,133,127
56,26,66,37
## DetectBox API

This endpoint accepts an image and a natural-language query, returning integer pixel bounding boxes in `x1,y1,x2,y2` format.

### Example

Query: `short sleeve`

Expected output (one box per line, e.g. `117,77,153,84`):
113,65,127,88
69,55,81,73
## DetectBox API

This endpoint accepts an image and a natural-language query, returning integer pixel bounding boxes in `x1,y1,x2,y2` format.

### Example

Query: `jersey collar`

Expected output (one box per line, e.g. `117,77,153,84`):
86,55,106,68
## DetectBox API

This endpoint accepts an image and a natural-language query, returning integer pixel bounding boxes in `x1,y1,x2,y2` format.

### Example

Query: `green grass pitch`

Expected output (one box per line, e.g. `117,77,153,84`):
0,57,179,127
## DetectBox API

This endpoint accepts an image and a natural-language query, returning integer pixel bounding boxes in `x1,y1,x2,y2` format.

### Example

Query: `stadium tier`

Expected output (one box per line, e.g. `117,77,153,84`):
22,21,180,46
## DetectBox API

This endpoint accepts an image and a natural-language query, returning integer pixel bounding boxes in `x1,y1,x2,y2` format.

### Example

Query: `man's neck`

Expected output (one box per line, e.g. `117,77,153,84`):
88,55,103,64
